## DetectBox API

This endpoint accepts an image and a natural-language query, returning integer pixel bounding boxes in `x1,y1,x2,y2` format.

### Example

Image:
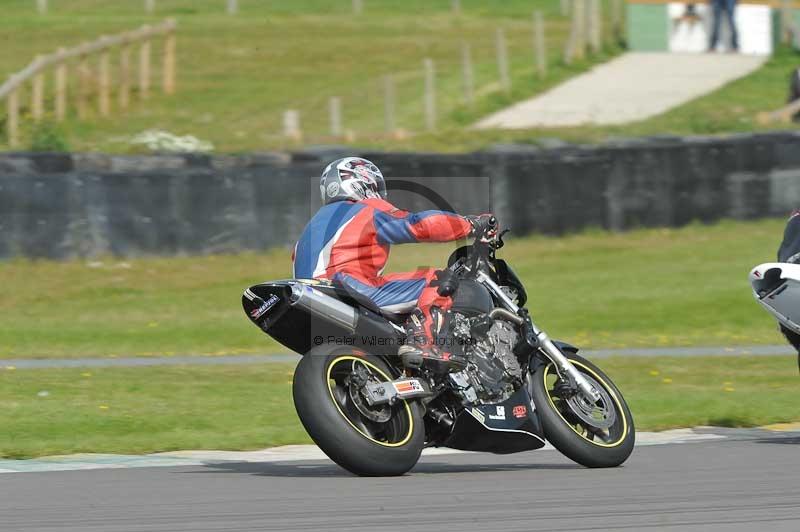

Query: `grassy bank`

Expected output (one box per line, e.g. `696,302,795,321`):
1,355,797,458
0,0,614,152
0,218,788,360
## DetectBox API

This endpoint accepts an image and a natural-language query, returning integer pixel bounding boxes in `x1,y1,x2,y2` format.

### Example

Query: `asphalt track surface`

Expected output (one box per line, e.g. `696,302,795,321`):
3,432,799,532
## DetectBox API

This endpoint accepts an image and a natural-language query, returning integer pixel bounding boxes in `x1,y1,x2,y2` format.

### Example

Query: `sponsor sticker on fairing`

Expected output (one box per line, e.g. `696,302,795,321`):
512,405,527,419
249,294,280,319
393,379,424,395
488,406,506,420
471,407,486,423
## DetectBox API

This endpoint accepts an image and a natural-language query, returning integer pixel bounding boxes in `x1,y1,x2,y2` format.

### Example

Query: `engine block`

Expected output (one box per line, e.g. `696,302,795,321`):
450,312,524,404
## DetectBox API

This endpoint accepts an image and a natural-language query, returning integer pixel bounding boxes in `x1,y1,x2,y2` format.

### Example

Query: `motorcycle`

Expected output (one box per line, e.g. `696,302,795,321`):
749,261,800,370
242,219,635,476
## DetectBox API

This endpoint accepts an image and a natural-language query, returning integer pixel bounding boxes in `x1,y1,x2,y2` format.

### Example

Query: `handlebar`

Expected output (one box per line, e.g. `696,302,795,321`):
460,217,506,273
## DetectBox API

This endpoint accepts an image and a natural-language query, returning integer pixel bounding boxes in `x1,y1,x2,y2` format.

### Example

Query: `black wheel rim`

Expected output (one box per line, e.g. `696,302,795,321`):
326,355,414,447
543,360,629,448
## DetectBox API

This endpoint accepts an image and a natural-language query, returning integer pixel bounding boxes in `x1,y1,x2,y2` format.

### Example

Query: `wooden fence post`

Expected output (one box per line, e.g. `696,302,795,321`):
99,41,111,117
283,109,302,141
37,0,47,14
78,49,90,119
32,57,45,122
423,58,436,132
383,74,396,135
139,30,151,101
119,41,131,110
574,0,586,60
7,83,19,147
461,42,474,106
227,0,238,15
534,11,547,78
781,0,793,44
329,96,342,137
55,48,67,121
610,0,621,42
163,20,176,94
145,0,155,13
353,0,363,15
496,28,511,93
564,2,576,64
588,0,601,54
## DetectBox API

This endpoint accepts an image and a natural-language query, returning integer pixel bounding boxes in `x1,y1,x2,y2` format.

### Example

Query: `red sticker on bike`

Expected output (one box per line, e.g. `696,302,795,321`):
512,405,527,419
393,380,424,394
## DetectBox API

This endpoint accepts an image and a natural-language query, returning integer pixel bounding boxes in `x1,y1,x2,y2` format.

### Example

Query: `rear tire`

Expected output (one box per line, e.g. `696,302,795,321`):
292,346,424,476
531,353,634,468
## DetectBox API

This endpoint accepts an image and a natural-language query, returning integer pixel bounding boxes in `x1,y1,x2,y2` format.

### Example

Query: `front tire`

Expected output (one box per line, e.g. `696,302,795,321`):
292,346,425,476
531,353,634,468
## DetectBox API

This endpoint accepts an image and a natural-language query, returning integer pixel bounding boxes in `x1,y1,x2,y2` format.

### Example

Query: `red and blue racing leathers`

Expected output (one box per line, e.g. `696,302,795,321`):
292,198,473,346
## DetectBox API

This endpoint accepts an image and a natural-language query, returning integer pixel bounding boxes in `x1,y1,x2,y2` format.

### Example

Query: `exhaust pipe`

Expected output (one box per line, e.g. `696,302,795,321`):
489,308,523,326
289,283,358,332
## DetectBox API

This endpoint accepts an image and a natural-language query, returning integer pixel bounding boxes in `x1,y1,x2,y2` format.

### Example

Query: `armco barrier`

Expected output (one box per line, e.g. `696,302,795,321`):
1,131,800,259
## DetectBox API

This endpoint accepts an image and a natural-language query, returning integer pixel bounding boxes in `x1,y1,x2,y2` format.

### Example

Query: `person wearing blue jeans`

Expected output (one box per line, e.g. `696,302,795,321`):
709,0,739,52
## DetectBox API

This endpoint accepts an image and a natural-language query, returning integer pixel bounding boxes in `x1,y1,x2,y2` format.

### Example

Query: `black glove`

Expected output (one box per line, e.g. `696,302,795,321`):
466,214,499,240
430,269,459,297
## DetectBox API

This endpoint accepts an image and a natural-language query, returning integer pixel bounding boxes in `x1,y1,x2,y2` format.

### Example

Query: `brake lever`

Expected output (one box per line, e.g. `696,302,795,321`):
492,228,510,250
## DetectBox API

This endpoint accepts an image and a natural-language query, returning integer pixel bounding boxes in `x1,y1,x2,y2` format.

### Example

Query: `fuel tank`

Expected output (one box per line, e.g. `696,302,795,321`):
451,279,494,316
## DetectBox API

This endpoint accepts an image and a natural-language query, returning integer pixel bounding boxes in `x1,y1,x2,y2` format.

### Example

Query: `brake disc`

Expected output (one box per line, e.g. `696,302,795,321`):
349,382,392,422
346,363,392,423
563,373,616,430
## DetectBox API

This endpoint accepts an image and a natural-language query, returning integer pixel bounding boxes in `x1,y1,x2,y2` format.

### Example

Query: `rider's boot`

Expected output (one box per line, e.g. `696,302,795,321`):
397,308,467,373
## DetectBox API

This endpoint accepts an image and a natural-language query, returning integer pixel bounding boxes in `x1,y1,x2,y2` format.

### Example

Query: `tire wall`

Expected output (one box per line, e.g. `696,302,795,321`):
2,132,800,259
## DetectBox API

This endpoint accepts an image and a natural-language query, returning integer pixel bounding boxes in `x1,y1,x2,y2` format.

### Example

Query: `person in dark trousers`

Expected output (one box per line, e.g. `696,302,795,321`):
708,0,739,52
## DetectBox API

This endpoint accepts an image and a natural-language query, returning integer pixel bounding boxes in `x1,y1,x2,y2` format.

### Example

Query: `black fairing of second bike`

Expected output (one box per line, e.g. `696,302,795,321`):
242,277,581,454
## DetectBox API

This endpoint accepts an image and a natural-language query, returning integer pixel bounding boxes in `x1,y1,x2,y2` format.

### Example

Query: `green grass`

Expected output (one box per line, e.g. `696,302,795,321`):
602,355,800,431
2,1,797,153
0,218,790,360
0,363,305,458
1,356,797,458
0,0,619,152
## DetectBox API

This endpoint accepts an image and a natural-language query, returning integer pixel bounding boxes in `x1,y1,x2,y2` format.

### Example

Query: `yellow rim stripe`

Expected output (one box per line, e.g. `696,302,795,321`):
325,355,414,448
543,360,629,448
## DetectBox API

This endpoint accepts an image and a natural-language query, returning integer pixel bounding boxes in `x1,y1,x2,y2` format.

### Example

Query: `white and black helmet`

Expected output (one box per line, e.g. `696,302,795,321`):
320,157,387,205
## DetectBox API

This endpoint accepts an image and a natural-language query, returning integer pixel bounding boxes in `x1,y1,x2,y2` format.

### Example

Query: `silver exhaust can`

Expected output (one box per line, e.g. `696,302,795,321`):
289,283,358,333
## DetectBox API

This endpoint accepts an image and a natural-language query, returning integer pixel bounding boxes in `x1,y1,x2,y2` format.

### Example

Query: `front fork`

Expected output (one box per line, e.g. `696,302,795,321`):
476,271,601,402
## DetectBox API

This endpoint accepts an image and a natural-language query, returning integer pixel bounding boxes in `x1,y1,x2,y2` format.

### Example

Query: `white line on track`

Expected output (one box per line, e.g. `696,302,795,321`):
0,429,729,474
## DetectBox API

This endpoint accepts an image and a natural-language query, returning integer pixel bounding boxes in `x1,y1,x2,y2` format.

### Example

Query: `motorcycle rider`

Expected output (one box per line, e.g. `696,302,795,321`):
292,157,497,373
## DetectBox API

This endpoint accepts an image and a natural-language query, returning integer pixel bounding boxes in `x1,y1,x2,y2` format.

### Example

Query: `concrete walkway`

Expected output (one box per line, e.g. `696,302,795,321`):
475,52,766,129
0,345,793,369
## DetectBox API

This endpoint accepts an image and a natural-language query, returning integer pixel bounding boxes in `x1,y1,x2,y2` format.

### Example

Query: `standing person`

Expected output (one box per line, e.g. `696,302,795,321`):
708,0,739,52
